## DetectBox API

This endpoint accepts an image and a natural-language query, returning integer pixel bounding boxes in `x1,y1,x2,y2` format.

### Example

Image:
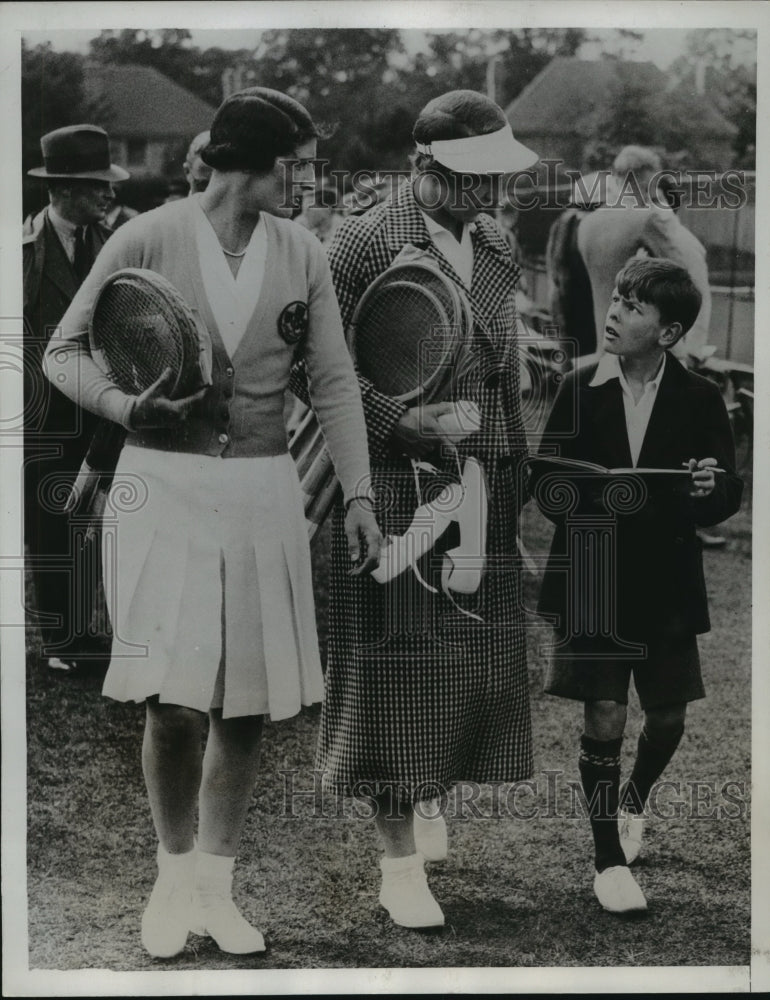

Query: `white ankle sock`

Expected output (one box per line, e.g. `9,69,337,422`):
380,852,423,874
154,844,196,891
196,850,235,889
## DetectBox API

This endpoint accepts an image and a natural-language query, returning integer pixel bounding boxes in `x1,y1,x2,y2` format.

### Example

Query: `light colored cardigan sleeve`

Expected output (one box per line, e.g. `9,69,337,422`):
44,210,373,501
301,232,372,502
42,221,144,429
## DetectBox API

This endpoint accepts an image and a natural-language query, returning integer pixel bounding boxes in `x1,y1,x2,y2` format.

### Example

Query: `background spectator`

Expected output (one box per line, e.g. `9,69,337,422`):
23,124,129,673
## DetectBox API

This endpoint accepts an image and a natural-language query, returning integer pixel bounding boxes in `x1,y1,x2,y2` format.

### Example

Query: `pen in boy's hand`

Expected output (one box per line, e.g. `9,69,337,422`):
681,463,726,474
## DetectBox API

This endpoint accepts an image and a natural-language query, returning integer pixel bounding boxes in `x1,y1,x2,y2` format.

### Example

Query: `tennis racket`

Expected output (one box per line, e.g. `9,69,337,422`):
347,259,473,403
89,268,212,398
65,268,212,515
290,258,474,535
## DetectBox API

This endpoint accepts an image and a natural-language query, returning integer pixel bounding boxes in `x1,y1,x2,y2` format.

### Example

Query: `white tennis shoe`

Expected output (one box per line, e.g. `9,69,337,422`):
194,852,266,954
440,457,488,595
193,894,265,954
371,456,487,597
370,483,462,584
379,853,445,928
141,845,196,958
593,865,647,914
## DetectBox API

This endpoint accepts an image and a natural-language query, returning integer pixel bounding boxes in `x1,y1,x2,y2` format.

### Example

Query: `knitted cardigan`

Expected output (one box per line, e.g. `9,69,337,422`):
44,196,370,501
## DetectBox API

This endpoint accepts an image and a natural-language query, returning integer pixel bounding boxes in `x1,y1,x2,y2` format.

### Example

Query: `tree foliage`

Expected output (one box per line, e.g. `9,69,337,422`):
669,29,756,169
22,26,757,198
493,28,587,105
89,29,196,85
82,27,589,176
89,29,255,107
399,29,586,117
244,29,407,172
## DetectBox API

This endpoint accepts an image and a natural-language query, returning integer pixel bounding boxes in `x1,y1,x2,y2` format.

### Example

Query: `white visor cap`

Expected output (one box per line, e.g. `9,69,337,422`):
415,123,538,174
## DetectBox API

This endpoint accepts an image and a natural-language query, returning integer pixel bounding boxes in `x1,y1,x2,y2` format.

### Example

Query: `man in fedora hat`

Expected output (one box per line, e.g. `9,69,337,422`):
23,124,129,673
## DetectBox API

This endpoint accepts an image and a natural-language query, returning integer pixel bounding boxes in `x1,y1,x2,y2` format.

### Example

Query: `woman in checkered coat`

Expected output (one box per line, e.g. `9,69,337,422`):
316,91,539,928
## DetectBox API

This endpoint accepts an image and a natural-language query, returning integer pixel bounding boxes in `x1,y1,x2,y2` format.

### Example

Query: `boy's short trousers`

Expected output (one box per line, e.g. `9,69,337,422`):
544,633,705,709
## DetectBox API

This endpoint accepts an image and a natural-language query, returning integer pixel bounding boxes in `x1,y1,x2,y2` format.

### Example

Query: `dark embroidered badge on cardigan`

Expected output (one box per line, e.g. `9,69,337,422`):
278,301,309,345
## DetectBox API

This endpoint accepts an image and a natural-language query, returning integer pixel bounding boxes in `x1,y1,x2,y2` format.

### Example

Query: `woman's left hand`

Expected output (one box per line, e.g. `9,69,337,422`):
345,501,383,576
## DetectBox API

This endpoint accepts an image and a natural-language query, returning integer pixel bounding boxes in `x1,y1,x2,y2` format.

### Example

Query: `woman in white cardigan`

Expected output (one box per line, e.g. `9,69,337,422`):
45,88,381,959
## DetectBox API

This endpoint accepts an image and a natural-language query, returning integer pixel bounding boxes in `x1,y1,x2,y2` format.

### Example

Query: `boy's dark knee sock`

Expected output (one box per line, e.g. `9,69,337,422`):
578,734,625,872
620,724,685,815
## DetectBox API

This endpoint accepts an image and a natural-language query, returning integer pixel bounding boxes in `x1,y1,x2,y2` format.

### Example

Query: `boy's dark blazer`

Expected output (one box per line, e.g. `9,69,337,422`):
535,353,743,642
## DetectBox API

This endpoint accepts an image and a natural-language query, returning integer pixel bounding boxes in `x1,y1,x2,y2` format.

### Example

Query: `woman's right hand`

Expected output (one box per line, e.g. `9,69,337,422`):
129,367,209,430
391,401,456,458
345,501,383,576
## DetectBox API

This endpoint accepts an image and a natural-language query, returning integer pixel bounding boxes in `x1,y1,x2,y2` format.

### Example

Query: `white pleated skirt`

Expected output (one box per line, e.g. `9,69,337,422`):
101,445,323,720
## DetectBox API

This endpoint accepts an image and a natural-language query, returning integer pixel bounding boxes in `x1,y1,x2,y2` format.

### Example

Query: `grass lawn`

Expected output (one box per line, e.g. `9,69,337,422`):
25,468,752,973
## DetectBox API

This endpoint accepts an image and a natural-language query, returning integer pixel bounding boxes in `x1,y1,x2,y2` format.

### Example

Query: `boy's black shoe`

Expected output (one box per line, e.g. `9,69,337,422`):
697,529,726,548
46,655,79,673
46,650,110,675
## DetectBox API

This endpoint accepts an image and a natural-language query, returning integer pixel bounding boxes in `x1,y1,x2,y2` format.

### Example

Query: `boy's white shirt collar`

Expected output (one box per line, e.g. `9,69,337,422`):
589,351,667,390
590,352,668,467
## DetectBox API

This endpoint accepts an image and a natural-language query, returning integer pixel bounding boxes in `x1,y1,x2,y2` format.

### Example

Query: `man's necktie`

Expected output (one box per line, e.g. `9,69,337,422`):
73,226,90,282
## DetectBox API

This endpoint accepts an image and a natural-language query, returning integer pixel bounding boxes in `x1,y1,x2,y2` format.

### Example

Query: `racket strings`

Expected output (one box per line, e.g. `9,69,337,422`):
385,265,469,334
90,274,202,398
353,278,460,399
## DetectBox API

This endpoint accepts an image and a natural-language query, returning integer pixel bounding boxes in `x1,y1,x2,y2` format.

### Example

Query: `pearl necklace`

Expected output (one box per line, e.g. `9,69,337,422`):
221,245,248,258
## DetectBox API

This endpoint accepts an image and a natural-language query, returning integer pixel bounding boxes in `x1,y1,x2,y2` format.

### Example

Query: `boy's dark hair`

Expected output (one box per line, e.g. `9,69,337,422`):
615,257,702,337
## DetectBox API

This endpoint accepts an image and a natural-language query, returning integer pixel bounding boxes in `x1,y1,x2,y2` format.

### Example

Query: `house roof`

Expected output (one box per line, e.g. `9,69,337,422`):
506,58,737,140
84,63,217,139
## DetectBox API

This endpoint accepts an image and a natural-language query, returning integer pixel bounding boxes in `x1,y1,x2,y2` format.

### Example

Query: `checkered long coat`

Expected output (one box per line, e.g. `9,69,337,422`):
311,182,533,802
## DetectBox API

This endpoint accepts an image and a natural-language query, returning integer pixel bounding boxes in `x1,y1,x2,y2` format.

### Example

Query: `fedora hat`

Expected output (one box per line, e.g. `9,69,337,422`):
28,125,129,182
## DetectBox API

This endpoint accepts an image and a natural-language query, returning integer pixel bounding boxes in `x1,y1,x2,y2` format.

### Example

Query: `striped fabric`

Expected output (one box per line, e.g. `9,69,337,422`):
302,182,534,802
286,401,339,539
